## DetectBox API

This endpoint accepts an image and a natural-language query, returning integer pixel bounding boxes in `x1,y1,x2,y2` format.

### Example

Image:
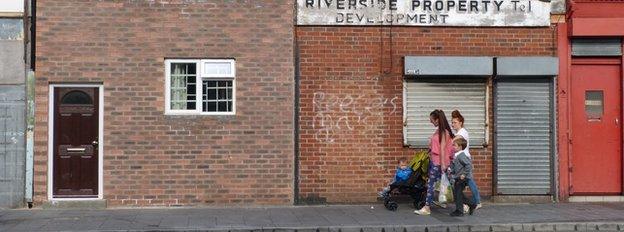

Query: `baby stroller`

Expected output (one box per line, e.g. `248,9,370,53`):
383,151,429,211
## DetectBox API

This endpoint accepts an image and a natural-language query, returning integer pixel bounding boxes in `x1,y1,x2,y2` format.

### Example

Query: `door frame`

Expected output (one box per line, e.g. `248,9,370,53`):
47,84,104,200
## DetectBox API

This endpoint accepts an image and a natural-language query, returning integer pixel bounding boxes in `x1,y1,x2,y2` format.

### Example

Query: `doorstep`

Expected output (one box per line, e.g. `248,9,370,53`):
491,195,554,204
569,196,624,202
41,199,107,209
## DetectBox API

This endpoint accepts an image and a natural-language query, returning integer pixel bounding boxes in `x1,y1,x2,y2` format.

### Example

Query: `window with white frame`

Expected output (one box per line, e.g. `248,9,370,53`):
165,59,235,115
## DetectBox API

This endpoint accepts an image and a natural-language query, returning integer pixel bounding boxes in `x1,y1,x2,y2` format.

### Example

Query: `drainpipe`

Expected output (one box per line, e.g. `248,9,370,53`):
25,71,34,208
293,44,300,205
293,4,300,205
24,0,35,208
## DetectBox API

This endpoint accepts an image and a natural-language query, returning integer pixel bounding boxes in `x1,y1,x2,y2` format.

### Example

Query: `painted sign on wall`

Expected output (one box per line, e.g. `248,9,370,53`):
297,0,551,26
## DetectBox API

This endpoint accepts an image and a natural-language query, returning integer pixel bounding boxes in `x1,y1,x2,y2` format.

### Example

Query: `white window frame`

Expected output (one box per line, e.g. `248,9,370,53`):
165,59,236,116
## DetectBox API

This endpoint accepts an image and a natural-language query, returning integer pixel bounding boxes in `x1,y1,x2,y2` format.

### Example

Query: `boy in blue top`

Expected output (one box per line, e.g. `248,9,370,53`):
448,137,477,217
378,158,412,198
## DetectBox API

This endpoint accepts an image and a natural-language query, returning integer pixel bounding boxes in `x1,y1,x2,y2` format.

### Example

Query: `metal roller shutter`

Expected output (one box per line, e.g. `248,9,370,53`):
495,78,552,195
404,79,486,147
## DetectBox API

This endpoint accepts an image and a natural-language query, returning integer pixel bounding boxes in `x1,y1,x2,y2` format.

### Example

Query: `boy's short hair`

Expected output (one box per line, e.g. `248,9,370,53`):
454,138,468,150
398,157,408,163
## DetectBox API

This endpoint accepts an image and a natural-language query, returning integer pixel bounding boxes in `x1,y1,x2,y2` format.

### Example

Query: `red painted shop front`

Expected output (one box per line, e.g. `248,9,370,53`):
558,0,624,200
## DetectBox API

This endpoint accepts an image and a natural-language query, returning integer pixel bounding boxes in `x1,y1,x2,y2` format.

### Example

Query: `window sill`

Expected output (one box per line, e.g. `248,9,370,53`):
164,112,236,116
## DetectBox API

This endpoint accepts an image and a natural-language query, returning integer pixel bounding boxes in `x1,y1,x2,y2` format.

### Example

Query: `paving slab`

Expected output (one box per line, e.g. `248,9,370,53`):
267,208,300,227
8,218,47,232
188,214,217,228
243,208,274,227
291,206,331,227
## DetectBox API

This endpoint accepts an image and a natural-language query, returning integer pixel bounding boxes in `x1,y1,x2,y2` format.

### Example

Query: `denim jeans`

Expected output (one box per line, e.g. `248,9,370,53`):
467,178,481,204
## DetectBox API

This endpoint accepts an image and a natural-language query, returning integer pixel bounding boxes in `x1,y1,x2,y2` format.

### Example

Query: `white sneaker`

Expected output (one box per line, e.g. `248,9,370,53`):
465,203,481,213
414,208,431,215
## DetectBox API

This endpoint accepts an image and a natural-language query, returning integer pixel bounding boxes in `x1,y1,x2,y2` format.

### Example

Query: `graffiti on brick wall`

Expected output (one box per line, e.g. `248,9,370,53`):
312,92,398,143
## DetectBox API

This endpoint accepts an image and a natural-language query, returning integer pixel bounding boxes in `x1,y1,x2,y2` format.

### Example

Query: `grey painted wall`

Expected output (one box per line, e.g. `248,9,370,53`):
0,40,25,85
0,86,25,208
0,17,26,209
0,19,23,40
1,19,25,85
552,0,566,15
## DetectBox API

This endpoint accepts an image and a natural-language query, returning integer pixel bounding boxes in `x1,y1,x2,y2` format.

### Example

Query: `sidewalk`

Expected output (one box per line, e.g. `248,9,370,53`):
1,202,624,232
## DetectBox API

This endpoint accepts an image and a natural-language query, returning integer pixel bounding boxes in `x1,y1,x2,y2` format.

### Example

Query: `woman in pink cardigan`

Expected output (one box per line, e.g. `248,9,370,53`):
415,109,455,215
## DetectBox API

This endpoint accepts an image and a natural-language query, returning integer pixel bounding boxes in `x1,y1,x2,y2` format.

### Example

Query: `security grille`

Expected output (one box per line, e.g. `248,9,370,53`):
404,79,486,147
495,78,552,195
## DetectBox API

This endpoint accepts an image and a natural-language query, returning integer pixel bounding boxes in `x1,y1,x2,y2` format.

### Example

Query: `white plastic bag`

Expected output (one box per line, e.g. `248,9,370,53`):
439,173,450,203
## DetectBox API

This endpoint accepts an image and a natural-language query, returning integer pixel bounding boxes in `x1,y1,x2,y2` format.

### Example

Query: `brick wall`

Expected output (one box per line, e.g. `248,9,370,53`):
297,26,556,203
35,1,295,206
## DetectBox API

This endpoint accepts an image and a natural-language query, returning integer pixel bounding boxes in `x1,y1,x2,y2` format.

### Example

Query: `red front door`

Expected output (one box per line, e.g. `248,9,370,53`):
53,87,99,197
570,61,622,195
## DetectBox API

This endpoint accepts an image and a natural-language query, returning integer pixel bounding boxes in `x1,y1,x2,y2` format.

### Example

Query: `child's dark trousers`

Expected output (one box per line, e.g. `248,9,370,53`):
453,178,475,213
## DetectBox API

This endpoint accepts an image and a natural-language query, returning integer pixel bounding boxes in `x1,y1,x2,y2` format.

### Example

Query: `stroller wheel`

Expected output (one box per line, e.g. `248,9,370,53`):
386,202,398,211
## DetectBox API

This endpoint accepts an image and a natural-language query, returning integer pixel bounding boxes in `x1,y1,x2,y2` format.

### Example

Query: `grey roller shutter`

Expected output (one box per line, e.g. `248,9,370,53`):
495,78,552,195
404,79,486,147
0,86,25,208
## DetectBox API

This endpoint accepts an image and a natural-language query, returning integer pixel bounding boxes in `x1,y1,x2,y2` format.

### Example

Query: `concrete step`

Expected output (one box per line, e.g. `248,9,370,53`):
41,199,106,209
491,195,554,204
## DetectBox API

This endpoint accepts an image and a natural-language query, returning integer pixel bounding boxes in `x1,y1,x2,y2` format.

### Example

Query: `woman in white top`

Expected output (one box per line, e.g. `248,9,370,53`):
451,110,481,209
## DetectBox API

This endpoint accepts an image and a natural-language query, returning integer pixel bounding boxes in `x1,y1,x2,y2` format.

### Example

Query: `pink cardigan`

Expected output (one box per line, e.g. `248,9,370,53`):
429,129,454,167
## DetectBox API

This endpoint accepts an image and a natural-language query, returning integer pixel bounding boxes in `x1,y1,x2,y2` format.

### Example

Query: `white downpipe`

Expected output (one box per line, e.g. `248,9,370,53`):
25,71,34,207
